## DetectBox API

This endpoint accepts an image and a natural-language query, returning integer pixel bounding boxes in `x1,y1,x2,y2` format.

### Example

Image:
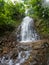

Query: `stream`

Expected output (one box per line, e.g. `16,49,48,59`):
0,45,32,65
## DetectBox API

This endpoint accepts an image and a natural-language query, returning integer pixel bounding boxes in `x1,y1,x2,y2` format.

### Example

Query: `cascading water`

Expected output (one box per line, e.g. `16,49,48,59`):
0,45,32,65
19,16,40,43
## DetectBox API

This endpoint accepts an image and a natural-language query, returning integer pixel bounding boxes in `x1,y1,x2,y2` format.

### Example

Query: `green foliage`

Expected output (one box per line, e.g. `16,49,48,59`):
12,2,25,20
23,0,49,37
28,0,49,38
0,0,25,35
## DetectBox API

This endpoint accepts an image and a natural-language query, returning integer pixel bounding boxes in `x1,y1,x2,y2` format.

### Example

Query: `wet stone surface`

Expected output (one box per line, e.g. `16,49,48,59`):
0,42,32,65
0,34,49,65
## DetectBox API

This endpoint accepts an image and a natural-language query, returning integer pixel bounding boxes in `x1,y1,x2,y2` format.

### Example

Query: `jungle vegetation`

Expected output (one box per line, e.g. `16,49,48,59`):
0,0,49,38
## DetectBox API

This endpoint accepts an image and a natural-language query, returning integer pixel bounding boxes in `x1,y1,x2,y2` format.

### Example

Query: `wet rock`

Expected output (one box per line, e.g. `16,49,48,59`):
8,42,12,47
9,42,15,48
21,51,26,58
33,46,41,50
19,47,27,51
0,41,2,44
9,48,18,59
0,48,3,53
17,46,27,51
3,54,10,60
31,62,39,65
11,52,18,59
0,41,5,46
17,45,32,51
1,43,5,46
41,42,49,49
2,47,8,54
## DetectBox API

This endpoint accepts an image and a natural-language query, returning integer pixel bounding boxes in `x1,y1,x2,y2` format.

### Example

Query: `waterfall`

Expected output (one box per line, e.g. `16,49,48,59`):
19,16,40,43
0,17,41,65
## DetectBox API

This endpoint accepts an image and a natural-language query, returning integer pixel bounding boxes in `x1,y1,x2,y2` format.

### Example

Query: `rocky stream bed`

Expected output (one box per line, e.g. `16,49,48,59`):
0,32,49,65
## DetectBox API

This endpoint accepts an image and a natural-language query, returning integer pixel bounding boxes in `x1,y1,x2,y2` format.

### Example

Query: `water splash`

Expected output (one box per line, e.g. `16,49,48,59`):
0,50,31,65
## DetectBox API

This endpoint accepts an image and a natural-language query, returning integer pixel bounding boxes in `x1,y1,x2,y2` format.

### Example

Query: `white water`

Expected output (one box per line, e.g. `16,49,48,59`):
0,51,31,65
20,16,40,43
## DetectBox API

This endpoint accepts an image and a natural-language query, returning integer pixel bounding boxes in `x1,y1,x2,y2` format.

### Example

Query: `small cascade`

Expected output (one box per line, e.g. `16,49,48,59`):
17,16,40,43
0,45,32,65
